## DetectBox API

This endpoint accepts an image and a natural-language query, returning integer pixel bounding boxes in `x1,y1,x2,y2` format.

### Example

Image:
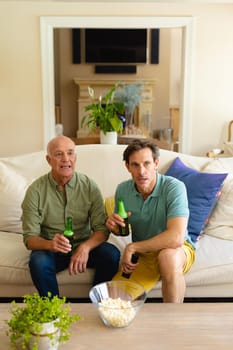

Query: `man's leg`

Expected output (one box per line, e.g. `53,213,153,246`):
157,247,187,303
87,242,120,286
29,250,69,297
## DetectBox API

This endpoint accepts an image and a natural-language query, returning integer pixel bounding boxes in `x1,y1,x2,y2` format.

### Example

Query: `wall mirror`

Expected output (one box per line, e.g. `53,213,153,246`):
40,16,194,153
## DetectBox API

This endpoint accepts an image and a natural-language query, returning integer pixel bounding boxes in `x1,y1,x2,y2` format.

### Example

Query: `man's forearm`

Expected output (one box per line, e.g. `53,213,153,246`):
26,236,52,250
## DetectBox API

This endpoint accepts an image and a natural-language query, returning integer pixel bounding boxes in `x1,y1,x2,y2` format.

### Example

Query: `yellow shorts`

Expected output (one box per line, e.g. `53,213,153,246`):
113,241,195,292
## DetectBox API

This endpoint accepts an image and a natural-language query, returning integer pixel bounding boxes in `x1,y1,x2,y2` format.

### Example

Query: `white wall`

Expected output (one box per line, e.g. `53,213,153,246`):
0,2,233,156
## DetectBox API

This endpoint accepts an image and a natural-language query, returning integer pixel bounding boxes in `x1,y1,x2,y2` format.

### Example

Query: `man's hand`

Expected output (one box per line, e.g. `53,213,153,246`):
105,212,131,235
51,233,72,253
121,245,138,275
68,243,90,275
26,234,71,252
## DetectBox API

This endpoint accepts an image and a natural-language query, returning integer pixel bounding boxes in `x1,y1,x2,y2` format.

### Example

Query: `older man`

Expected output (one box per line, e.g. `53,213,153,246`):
21,135,120,297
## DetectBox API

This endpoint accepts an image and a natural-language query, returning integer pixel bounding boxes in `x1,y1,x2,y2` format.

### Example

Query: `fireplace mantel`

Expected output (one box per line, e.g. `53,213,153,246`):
73,78,156,130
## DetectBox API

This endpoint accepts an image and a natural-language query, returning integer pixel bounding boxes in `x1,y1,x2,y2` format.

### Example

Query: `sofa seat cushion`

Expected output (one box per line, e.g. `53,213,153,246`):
108,234,233,299
0,231,30,284
7,228,233,296
108,233,233,290
3,232,232,297
0,231,94,286
187,235,233,282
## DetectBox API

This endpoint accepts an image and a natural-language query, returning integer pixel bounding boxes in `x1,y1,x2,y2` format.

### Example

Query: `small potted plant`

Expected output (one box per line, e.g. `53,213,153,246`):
81,83,125,144
5,293,81,350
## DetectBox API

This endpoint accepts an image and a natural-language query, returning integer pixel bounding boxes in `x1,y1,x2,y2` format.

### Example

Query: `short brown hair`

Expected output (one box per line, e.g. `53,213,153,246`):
123,139,160,164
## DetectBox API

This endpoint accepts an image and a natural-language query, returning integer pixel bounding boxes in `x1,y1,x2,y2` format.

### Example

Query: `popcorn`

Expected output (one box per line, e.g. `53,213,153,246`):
98,297,136,327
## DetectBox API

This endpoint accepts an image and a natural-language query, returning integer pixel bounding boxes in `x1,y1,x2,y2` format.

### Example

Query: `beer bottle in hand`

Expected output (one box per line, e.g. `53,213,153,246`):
117,199,130,236
64,216,74,251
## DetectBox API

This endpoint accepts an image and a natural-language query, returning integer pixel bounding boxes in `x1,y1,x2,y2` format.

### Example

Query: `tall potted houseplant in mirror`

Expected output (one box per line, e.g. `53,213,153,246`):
81,83,125,144
5,293,80,350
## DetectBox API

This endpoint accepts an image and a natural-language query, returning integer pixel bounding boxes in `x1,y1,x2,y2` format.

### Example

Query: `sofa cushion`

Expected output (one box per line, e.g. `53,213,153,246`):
0,163,30,233
223,142,233,157
165,157,228,242
0,231,95,291
202,159,233,240
105,196,115,217
74,145,130,198
158,149,211,174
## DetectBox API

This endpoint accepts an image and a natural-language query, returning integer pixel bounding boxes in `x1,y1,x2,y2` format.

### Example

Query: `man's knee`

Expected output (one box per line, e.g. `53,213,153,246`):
98,242,120,263
158,248,185,274
29,251,54,272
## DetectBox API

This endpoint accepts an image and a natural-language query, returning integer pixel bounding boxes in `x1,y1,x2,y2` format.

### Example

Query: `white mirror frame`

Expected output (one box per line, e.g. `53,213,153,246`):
40,16,195,153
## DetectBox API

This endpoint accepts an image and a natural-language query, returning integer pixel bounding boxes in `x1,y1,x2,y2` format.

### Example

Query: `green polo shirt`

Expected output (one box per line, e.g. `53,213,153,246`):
115,173,194,247
21,172,109,248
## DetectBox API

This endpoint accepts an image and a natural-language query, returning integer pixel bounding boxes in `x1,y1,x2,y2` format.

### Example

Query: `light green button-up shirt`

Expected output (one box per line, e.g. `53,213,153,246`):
21,172,109,248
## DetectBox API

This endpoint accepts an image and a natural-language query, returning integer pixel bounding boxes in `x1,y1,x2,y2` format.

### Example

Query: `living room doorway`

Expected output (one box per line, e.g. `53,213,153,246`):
40,16,194,153
54,26,182,148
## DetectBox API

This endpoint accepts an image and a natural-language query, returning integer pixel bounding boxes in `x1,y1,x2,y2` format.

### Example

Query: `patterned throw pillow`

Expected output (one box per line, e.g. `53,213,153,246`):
165,157,228,242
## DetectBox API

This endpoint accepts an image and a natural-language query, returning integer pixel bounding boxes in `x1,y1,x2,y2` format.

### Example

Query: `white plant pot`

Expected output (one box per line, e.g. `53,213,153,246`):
100,130,117,145
29,320,60,350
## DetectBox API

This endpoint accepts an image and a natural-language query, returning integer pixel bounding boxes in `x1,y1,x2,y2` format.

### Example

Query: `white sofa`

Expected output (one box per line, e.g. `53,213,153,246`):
1,144,233,300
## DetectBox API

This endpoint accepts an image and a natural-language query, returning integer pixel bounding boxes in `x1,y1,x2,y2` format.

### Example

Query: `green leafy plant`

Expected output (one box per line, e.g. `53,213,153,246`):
5,293,81,350
81,83,125,134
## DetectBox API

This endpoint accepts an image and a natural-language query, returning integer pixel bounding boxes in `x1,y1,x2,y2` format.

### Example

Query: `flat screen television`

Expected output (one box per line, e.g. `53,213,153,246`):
85,28,147,64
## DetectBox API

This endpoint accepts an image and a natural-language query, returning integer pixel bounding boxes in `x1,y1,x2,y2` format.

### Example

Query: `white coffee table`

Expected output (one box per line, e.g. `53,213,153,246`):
1,302,233,349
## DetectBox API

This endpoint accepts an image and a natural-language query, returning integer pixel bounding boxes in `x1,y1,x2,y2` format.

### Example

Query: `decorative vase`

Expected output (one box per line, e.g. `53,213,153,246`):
100,130,117,145
29,320,60,350
124,107,134,128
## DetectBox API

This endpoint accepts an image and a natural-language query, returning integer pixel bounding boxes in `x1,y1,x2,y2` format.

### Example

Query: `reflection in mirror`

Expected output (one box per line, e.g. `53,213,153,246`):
54,27,182,151
40,16,194,153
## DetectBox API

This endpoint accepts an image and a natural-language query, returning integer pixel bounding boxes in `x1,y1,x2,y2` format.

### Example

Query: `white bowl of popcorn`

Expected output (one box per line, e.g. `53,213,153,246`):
89,280,147,328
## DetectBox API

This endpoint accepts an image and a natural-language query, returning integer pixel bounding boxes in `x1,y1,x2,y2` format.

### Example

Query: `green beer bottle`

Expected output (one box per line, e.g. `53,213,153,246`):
64,216,74,250
117,199,130,236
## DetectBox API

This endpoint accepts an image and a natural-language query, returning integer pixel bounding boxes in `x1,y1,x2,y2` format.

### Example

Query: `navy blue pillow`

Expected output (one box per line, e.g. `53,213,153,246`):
165,157,227,242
